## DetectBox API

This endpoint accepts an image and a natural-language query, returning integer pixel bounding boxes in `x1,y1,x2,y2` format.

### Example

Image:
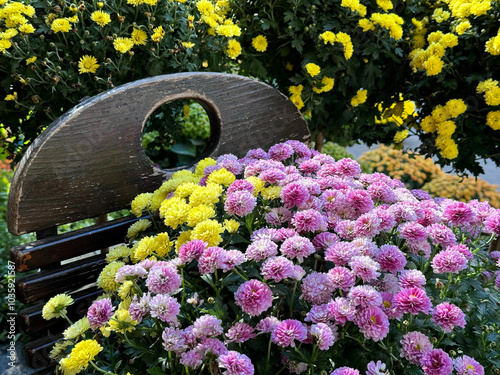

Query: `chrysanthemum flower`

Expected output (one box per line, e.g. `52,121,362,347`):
453,355,485,375
354,306,390,342
431,249,468,274
87,298,114,330
400,331,433,365
234,279,273,316
394,287,432,315
421,348,453,375
59,339,102,374
252,35,268,52
146,263,182,294
226,322,257,343
78,55,99,74
42,293,74,320
219,351,254,375
431,302,466,332
271,319,307,347
301,272,334,304
90,10,111,26
310,322,336,350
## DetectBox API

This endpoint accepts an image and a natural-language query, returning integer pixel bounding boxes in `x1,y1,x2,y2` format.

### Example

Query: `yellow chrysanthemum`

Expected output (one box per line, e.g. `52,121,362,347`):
106,245,132,263
195,157,217,176
189,183,223,207
42,294,74,320
336,32,353,59
445,99,467,118
261,186,282,200
226,39,241,59
131,193,152,217
132,236,156,262
485,87,500,106
246,176,265,194
187,204,216,227
427,31,443,44
154,232,171,257
441,33,458,49
190,219,224,247
289,85,304,96
4,92,17,101
108,309,137,333
126,219,151,239
78,55,99,74
131,28,148,45
426,43,445,58
118,280,134,299
320,31,336,44
113,37,134,53
252,35,268,52
223,219,240,233
477,79,498,94
313,76,335,94
159,197,190,229
439,139,458,159
197,0,215,16
183,41,195,49
51,18,71,33
486,111,500,130
431,105,450,123
420,115,437,133
394,129,409,143
432,8,450,23
423,55,443,76
97,261,125,292
151,26,165,42
26,56,37,64
18,23,35,33
59,340,102,374
91,10,111,26
63,317,90,340
175,182,199,198
376,0,393,12
305,63,321,77
351,89,368,107
485,36,500,56
358,19,375,32
207,168,235,187
455,21,471,36
50,341,72,361
437,120,456,137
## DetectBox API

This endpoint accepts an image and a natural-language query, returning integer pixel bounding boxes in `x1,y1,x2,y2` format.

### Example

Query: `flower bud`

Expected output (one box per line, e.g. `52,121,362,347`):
449,350,456,357
430,336,438,344
79,4,85,10
207,297,215,304
53,5,61,12
435,278,444,289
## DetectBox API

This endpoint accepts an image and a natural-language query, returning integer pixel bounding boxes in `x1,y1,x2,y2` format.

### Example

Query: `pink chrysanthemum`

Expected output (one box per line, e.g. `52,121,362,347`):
443,201,475,226
198,246,225,274
379,292,403,320
327,297,356,326
331,367,360,375
353,213,381,238
219,250,246,272
281,182,311,209
376,244,407,273
421,348,453,375
162,327,186,353
146,263,182,294
227,179,255,195
245,147,268,159
453,355,484,375
292,209,326,234
348,255,381,282
325,242,360,266
327,266,356,291
301,272,334,305
272,228,298,242
344,189,374,217
234,279,273,316
366,360,388,375
398,222,428,243
334,220,357,240
114,264,147,282
447,244,473,261
431,249,468,274
484,212,500,235
305,304,331,324
400,331,433,365
310,322,336,350
246,238,278,261
250,227,277,241
286,140,313,158
427,223,457,247
431,302,466,333
219,351,255,375
334,158,362,178
259,168,287,183
354,306,390,342
268,142,294,161
313,232,340,250
225,322,257,343
256,316,281,333
196,337,228,357
299,159,321,174
149,294,180,326
367,182,397,204
350,238,378,257
266,207,293,226
225,190,257,217
372,206,397,232
180,350,203,369
129,293,151,323
271,319,307,347
320,189,345,212
280,235,316,263
261,256,296,282
192,314,224,338
394,287,432,315
398,269,426,290
178,239,207,264
217,154,242,174
87,298,115,330
348,285,382,308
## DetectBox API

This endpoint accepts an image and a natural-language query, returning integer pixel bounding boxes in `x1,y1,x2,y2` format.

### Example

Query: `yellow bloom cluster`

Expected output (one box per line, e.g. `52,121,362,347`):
370,13,404,40
393,129,409,144
375,97,417,126
419,99,467,160
106,245,133,263
305,63,321,77
91,10,111,27
485,28,500,56
226,39,241,59
351,89,368,107
477,79,500,106
442,0,491,19
59,339,102,375
486,111,500,130
409,30,458,76
252,35,268,52
376,0,393,12
63,317,90,340
0,2,35,52
431,8,450,23
320,31,353,60
313,76,335,94
97,261,125,292
340,0,366,17
289,84,305,110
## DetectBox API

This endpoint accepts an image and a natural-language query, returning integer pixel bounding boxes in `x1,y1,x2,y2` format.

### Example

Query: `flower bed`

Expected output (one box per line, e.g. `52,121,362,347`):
43,142,500,374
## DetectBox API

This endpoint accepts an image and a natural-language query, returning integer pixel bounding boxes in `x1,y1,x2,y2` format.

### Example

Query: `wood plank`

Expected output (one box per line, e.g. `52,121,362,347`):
10,215,143,272
15,255,106,304
8,73,310,235
23,335,60,369
18,287,102,335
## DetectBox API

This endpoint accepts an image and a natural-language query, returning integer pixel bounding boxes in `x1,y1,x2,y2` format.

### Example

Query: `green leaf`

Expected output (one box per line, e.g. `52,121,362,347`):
147,366,166,375
169,142,197,156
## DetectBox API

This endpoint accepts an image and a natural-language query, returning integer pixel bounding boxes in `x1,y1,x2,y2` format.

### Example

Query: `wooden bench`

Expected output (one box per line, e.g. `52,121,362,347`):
8,72,310,371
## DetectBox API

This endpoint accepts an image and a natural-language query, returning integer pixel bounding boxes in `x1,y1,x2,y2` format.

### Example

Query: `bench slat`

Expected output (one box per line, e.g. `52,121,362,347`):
23,335,61,369
16,254,106,304
10,215,143,272
18,287,102,335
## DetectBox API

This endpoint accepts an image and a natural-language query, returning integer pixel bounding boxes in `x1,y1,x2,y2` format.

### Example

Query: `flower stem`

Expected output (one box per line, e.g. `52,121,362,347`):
289,280,297,317
90,360,115,375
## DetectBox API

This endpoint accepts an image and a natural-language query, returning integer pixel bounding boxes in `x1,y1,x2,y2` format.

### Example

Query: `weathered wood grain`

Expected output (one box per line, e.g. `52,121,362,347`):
8,73,309,235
